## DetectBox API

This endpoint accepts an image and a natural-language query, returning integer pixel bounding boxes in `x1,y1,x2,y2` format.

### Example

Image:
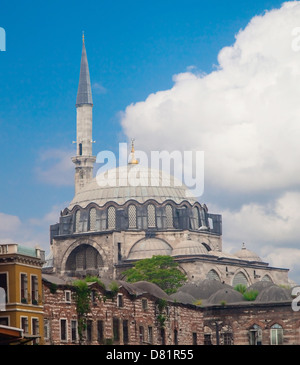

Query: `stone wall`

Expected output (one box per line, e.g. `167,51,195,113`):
43,279,300,346
43,280,204,345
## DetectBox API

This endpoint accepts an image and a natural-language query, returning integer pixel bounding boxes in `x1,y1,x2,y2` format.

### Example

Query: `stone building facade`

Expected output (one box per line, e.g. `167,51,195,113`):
42,275,300,346
42,276,204,346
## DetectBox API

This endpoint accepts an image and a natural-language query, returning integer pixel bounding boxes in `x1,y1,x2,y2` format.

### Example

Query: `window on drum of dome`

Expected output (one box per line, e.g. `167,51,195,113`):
147,204,156,228
165,204,173,228
107,206,116,230
128,204,137,228
89,208,96,231
75,210,80,232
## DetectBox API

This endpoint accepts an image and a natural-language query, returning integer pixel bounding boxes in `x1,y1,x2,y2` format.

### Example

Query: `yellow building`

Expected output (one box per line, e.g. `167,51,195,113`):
0,243,45,344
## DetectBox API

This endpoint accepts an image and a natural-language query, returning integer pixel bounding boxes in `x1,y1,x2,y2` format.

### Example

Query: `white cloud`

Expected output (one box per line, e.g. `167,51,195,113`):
210,191,300,283
220,191,300,247
92,82,107,95
0,203,67,252
120,2,300,283
121,1,300,196
0,212,22,236
35,148,74,186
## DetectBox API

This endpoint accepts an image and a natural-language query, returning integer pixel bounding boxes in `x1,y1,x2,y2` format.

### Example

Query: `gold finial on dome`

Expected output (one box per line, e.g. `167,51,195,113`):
128,138,139,165
82,31,85,43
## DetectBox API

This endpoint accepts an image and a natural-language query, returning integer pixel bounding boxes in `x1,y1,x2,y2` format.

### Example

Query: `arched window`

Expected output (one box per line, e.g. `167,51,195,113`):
232,271,248,287
66,244,103,272
107,206,116,230
249,324,262,345
192,206,200,229
165,204,173,228
89,208,96,231
261,275,273,282
147,204,156,228
270,324,283,345
207,269,221,281
75,210,81,232
128,205,137,229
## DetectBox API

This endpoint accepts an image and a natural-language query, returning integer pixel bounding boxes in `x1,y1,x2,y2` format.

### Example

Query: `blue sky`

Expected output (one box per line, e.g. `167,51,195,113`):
2,0,300,282
0,0,283,216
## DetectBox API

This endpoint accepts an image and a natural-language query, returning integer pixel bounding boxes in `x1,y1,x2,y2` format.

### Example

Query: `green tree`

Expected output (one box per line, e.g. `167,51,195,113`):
123,255,187,294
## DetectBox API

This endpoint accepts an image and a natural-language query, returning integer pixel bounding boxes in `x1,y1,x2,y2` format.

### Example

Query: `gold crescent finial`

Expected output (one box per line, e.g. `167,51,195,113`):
128,138,139,165
82,31,85,43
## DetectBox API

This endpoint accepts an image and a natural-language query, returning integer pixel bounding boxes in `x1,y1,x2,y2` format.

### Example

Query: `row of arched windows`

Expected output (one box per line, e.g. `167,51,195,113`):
72,203,208,233
74,203,179,233
206,269,273,286
75,206,117,232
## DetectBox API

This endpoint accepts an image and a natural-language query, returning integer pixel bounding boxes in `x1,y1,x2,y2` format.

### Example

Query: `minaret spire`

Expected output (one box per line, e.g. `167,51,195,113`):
76,32,93,107
72,34,96,194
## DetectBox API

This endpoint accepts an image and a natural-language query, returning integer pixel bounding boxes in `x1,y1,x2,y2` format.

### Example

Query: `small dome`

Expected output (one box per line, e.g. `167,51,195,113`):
246,281,274,293
209,251,238,260
178,279,232,300
131,281,171,300
170,291,196,305
207,287,245,305
172,240,208,257
127,238,172,260
255,285,291,303
234,243,262,262
69,165,196,209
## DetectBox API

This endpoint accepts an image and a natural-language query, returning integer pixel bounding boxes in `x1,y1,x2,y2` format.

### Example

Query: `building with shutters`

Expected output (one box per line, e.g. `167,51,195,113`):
43,36,291,291
0,243,45,344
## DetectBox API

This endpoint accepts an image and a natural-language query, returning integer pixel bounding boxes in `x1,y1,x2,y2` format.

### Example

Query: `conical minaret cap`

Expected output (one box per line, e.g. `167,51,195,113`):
76,33,93,106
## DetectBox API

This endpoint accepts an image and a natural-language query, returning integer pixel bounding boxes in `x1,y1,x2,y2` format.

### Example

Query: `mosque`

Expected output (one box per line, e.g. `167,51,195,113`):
43,37,290,289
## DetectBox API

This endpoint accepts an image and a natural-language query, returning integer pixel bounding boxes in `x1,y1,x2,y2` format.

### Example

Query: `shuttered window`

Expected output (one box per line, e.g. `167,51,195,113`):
108,206,116,230
89,208,96,231
128,205,137,228
165,205,173,228
147,204,156,228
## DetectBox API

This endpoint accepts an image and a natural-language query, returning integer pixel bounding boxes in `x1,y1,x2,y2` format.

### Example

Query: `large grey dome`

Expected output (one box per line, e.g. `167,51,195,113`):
69,165,196,209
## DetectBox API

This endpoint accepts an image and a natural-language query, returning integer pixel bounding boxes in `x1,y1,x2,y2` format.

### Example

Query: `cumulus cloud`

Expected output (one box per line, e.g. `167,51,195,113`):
220,191,300,247
121,1,300,196
35,148,74,186
120,2,300,282
0,203,67,251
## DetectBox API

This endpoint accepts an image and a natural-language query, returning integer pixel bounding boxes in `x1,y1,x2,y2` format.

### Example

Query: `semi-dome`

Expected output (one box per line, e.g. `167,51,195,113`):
69,165,196,209
126,238,172,260
234,243,262,262
172,240,208,257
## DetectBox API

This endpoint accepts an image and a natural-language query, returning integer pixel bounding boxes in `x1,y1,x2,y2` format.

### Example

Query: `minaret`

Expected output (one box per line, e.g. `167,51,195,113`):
72,33,96,194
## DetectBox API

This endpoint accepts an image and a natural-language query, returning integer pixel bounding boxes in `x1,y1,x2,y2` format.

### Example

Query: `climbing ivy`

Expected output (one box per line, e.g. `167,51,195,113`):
72,276,105,343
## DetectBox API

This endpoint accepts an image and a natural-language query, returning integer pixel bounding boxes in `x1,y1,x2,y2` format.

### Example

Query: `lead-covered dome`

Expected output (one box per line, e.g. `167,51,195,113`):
234,243,262,262
69,165,196,209
127,238,172,260
172,239,208,257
